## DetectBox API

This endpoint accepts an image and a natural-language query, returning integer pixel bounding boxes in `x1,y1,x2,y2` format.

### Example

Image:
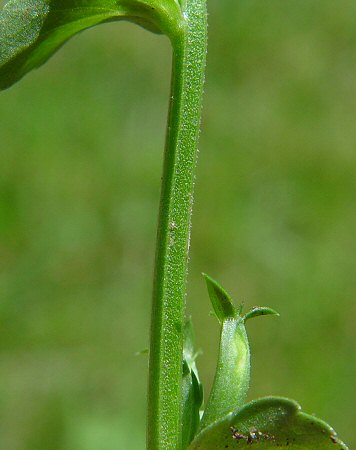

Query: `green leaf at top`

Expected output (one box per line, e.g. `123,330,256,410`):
0,0,183,90
189,397,349,449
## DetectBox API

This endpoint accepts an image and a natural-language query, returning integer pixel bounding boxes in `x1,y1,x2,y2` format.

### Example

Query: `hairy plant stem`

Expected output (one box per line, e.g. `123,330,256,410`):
147,0,207,448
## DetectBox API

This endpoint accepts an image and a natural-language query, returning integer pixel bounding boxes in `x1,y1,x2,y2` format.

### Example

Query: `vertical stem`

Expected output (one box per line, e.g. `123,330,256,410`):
147,0,207,448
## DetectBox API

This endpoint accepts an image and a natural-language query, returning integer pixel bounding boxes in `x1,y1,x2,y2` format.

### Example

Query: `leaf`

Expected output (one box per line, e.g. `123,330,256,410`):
199,317,250,432
200,275,249,431
203,273,236,322
0,0,183,90
182,319,203,449
189,397,349,449
182,364,203,449
201,275,279,433
244,306,279,322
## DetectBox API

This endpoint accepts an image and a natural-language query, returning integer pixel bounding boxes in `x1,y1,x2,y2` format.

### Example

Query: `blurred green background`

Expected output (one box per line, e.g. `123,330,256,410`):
1,0,355,448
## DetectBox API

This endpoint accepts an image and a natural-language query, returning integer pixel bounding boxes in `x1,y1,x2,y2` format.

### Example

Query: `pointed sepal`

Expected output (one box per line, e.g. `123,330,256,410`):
203,273,237,322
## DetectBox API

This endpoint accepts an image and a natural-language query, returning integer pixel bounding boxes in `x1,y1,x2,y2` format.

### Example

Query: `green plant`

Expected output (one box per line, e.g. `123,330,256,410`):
0,0,349,448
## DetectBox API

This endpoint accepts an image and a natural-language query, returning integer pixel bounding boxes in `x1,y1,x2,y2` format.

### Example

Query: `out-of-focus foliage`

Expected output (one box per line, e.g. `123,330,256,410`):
0,0,355,448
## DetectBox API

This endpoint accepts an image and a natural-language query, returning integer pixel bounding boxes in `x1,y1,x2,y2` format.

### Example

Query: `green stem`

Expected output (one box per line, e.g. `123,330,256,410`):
147,0,207,448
